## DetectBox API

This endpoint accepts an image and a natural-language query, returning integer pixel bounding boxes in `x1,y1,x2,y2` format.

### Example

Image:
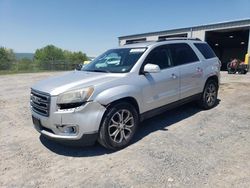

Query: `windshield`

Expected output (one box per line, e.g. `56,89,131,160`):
82,48,146,73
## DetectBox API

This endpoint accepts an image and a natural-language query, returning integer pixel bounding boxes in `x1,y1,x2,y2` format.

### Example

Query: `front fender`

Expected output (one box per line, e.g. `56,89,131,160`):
94,85,143,112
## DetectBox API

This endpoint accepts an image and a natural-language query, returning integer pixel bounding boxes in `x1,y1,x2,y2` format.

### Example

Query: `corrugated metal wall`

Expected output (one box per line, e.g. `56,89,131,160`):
119,19,250,46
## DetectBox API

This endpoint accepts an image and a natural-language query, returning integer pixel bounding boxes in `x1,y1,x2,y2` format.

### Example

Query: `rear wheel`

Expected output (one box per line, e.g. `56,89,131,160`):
98,102,139,150
199,80,218,110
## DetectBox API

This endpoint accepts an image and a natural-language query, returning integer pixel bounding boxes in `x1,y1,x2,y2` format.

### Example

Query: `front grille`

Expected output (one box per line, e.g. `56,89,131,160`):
30,89,50,117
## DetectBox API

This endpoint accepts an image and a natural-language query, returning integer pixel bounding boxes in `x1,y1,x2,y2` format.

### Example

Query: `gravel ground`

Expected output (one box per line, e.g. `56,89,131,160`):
0,71,250,188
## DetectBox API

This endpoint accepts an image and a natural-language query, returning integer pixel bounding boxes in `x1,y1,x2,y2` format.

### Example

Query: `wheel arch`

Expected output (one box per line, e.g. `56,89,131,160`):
97,96,140,149
97,96,140,133
105,96,140,114
95,85,143,113
205,75,219,89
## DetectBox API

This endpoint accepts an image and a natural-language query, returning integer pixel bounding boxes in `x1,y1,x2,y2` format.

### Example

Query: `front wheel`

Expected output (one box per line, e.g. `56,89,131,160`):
98,102,139,150
199,80,218,110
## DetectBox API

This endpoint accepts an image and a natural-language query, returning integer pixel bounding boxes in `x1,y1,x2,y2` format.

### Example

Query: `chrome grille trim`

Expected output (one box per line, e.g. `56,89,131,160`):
30,89,50,117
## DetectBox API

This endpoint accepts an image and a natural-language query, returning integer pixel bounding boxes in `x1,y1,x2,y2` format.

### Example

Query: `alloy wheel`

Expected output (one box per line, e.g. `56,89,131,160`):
108,109,134,143
205,83,217,106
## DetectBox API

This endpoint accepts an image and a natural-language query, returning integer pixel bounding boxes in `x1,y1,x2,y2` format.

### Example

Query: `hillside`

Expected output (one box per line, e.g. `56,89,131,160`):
15,53,34,60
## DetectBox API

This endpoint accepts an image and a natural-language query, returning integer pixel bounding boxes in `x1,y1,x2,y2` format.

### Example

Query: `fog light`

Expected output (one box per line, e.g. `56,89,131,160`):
63,127,75,133
57,125,77,134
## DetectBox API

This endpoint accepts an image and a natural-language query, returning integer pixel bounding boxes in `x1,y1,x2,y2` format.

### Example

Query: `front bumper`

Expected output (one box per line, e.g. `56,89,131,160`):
31,97,106,145
39,129,99,147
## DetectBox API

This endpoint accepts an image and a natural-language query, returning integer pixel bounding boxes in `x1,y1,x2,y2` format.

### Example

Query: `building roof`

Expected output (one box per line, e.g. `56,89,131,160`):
119,18,250,40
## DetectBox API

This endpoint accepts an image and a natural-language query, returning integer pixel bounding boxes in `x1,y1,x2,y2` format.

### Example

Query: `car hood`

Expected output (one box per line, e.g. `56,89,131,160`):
31,71,122,96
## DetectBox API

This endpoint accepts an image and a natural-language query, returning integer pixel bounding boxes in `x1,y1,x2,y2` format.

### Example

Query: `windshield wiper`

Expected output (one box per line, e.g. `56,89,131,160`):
86,69,110,73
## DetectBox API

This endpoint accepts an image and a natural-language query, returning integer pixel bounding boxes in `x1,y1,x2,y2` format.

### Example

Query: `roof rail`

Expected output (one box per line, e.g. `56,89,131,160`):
157,37,201,42
124,37,201,45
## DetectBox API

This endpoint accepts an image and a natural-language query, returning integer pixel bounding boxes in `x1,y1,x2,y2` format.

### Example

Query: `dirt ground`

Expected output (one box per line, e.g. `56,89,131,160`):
0,71,250,188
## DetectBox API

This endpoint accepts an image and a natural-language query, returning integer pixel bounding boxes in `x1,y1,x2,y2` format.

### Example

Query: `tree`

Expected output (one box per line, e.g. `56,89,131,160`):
34,45,65,69
64,51,88,64
34,45,88,70
71,51,88,63
0,47,15,70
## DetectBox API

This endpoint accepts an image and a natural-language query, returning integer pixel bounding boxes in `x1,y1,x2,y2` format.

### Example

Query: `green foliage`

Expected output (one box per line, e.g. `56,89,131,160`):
34,45,65,69
64,50,88,64
0,47,15,70
34,45,88,70
16,58,33,71
0,44,89,74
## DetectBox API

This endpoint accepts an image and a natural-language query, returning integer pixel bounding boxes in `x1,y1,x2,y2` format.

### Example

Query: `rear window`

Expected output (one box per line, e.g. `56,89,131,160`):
194,43,216,59
169,43,199,66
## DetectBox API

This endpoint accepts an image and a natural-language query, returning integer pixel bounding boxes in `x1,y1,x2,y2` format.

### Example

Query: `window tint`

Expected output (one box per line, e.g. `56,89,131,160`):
169,43,199,66
144,46,172,69
194,43,216,59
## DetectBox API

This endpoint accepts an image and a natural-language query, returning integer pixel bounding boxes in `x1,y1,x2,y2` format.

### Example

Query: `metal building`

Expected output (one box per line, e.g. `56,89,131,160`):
118,18,250,70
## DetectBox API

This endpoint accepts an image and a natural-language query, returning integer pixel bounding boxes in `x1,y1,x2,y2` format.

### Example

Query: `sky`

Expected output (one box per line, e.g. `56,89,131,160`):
0,0,249,56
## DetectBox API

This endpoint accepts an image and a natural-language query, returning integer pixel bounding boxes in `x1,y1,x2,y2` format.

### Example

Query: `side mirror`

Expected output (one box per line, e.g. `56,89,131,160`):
143,63,160,73
75,64,83,71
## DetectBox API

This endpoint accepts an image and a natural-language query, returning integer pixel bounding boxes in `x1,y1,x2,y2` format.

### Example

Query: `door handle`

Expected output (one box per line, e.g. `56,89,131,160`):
171,73,177,79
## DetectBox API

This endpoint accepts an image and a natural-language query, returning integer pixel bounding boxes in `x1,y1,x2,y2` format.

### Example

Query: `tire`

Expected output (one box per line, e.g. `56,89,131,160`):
98,102,139,150
199,79,218,110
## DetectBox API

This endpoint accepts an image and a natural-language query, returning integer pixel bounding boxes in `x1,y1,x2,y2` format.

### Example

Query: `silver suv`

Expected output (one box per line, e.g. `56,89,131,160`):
30,38,220,150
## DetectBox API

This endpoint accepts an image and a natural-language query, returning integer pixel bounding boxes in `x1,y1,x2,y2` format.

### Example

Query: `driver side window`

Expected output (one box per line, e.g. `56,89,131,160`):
144,45,173,69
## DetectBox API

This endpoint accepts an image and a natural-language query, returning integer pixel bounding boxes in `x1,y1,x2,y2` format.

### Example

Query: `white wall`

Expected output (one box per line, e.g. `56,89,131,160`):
146,36,158,41
119,30,207,46
119,40,126,46
191,30,206,41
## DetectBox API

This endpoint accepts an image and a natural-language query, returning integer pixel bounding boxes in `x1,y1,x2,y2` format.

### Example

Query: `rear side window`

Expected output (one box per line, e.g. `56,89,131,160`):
169,43,199,66
194,43,216,59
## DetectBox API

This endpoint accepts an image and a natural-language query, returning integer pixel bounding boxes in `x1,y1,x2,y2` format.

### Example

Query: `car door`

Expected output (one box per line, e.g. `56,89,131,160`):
169,43,203,99
140,45,180,112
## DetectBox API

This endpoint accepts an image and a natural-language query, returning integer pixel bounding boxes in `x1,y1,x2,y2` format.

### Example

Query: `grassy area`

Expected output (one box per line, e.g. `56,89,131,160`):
0,70,67,75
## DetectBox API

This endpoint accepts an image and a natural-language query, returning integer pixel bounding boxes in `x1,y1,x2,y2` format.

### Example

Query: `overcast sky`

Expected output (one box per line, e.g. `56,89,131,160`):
0,0,249,56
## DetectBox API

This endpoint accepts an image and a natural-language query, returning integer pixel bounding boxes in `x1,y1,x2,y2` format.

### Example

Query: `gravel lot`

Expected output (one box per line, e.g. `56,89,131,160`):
0,71,250,188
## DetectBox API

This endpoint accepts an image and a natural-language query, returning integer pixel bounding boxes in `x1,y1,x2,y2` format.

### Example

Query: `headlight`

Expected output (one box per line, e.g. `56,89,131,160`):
57,87,94,109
